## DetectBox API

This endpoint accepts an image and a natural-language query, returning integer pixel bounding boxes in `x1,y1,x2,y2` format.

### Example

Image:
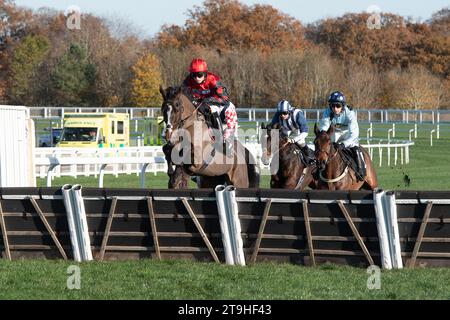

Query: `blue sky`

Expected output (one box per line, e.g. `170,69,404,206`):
14,0,450,37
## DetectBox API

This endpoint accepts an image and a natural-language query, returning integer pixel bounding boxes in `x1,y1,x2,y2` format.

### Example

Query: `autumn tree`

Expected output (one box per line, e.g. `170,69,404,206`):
296,48,343,108
130,53,163,107
8,35,50,105
157,0,305,52
344,62,381,109
390,66,444,110
0,0,34,103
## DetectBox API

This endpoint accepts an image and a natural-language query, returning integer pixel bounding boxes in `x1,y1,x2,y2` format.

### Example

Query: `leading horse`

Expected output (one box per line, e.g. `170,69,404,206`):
314,123,378,190
160,86,260,188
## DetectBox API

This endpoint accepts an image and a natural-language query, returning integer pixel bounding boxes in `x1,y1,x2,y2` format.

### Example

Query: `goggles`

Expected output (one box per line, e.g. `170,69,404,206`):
192,72,207,79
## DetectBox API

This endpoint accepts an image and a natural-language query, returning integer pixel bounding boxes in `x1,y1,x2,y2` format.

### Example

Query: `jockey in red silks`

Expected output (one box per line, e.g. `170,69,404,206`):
182,58,238,144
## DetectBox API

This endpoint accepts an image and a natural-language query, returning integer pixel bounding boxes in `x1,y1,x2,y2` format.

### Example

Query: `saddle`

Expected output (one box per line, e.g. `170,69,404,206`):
291,143,309,167
336,145,366,181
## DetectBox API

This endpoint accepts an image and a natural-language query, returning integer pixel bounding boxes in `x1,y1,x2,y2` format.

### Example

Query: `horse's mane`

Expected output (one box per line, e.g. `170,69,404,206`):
164,86,194,102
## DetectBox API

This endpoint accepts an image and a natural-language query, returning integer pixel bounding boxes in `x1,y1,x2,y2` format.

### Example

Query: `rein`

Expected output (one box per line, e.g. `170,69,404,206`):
167,100,202,131
263,136,292,160
318,147,349,183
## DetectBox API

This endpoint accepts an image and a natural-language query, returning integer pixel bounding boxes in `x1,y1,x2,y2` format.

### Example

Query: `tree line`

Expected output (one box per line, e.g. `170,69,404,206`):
0,0,449,109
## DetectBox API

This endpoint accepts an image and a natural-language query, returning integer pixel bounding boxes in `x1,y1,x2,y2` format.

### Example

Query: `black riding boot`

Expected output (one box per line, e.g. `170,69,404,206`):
211,112,222,130
351,146,366,181
300,145,316,166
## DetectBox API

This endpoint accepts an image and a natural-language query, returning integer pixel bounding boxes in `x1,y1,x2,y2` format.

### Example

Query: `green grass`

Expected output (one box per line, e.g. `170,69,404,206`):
37,123,450,190
1,260,449,300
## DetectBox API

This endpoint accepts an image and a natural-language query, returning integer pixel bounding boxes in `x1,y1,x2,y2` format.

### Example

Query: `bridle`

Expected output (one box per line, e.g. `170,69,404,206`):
315,144,339,167
315,135,349,183
163,96,203,142
262,130,291,161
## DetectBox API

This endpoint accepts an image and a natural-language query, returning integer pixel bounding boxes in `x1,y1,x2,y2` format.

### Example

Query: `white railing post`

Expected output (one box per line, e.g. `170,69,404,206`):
388,129,393,141
430,130,436,147
378,141,383,167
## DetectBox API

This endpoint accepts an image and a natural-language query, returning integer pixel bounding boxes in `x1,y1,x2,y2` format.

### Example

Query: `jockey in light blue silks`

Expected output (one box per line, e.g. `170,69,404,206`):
271,100,315,165
319,91,366,181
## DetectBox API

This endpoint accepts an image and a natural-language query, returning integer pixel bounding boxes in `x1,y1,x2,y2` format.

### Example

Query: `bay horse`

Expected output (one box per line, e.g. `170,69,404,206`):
314,123,378,190
160,86,260,188
260,123,318,190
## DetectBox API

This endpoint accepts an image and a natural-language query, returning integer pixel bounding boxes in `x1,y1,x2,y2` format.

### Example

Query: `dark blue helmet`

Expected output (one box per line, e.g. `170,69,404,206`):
277,100,293,113
328,91,346,106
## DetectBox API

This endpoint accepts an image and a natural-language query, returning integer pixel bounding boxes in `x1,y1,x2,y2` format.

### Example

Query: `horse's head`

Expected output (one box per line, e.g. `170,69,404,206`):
160,85,185,142
314,123,335,171
261,123,279,166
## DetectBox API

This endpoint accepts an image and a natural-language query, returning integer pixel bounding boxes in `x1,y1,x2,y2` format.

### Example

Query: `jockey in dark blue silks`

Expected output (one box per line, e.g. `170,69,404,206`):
271,100,315,165
319,91,366,181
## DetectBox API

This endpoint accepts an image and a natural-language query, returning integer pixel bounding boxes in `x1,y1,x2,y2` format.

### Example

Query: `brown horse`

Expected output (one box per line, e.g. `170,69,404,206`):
160,86,260,188
314,123,378,191
261,123,318,190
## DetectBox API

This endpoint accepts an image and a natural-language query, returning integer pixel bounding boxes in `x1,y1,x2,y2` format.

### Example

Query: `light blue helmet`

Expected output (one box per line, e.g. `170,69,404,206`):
277,100,293,114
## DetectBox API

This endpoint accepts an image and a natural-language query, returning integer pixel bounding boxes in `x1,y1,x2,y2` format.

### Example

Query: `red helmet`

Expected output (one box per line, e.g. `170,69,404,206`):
189,58,208,73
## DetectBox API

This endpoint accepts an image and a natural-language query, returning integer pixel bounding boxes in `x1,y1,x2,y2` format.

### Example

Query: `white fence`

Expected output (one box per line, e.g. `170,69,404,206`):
35,147,167,187
35,138,414,187
28,106,450,124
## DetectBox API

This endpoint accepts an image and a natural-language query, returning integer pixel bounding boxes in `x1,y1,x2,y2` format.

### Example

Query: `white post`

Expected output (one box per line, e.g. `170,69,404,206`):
379,142,383,167
415,124,418,139
266,110,269,122
437,125,440,140
98,164,107,188
395,147,398,166
140,163,149,188
430,130,435,147
401,147,404,165
406,146,410,164
388,145,391,167
405,146,409,164
392,124,396,138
